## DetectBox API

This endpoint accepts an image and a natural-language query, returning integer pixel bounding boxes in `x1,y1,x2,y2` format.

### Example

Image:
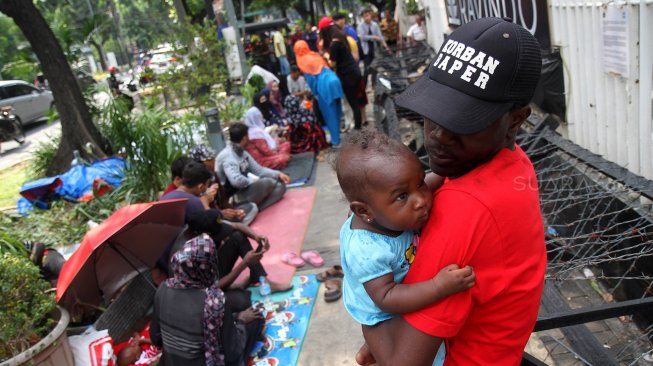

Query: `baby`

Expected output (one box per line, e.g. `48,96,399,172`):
334,130,475,365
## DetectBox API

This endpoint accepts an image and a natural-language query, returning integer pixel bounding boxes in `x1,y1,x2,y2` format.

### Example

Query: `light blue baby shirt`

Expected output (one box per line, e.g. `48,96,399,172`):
339,215,414,325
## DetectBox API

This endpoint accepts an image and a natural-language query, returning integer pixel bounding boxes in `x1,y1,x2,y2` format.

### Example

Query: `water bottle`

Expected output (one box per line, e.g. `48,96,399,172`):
259,276,271,305
71,150,83,166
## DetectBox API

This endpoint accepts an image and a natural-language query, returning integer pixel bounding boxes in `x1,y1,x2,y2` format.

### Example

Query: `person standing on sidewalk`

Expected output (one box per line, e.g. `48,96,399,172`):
355,17,547,366
321,22,363,131
380,10,400,49
273,26,290,76
357,8,388,88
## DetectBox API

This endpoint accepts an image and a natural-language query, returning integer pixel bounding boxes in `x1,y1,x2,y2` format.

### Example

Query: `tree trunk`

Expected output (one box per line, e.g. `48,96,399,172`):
0,0,108,175
89,39,107,71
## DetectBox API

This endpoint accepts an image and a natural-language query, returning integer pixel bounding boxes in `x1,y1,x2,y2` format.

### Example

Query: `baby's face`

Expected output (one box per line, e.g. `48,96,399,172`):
364,153,433,233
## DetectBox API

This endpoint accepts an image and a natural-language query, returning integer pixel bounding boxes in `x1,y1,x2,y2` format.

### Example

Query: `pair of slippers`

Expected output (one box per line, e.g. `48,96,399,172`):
280,250,324,268
318,265,344,302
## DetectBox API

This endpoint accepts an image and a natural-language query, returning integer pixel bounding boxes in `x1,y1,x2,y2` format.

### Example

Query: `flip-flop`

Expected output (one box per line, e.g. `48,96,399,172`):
324,279,342,302
300,250,324,267
317,265,344,282
280,252,305,268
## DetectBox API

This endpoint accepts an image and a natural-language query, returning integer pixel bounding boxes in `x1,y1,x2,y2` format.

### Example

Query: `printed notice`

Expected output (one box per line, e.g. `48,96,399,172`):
602,4,629,77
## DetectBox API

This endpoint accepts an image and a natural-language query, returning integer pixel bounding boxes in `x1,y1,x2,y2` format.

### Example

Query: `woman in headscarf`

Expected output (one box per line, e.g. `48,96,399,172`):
293,40,344,147
150,217,265,366
266,80,285,116
244,91,291,169
284,94,328,153
253,88,286,127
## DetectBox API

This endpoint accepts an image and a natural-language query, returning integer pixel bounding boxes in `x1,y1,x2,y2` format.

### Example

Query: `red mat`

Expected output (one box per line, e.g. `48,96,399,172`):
237,187,317,286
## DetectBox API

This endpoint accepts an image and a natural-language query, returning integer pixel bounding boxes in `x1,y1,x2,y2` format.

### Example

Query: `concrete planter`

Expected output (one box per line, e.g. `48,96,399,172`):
0,306,74,366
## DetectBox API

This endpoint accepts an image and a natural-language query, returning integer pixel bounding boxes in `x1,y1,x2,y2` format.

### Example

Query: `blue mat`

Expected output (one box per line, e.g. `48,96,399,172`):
248,274,320,366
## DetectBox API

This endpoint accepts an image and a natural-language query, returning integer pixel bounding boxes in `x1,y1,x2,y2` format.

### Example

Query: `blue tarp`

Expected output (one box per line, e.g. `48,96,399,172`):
17,157,125,215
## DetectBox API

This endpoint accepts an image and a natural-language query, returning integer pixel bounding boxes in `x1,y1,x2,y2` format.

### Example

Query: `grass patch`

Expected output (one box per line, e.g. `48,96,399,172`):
0,162,28,208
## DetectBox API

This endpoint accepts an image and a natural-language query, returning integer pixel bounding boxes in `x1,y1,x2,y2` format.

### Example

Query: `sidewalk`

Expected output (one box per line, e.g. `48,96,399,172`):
295,158,365,366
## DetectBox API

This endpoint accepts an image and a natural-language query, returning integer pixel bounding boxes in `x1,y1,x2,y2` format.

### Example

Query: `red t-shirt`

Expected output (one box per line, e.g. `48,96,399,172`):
163,182,177,196
403,145,546,366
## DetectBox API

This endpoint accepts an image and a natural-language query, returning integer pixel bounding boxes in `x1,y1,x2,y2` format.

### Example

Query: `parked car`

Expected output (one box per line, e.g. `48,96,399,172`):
147,51,177,74
0,80,55,126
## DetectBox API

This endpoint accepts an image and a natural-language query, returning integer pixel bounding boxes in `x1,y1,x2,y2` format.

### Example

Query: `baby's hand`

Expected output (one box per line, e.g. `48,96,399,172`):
432,264,475,297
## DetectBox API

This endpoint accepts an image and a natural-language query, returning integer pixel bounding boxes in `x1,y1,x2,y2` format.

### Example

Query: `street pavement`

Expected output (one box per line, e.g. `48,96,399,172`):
0,119,61,171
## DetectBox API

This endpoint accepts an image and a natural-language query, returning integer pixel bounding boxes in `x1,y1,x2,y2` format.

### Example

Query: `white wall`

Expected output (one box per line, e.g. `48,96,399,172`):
422,0,653,180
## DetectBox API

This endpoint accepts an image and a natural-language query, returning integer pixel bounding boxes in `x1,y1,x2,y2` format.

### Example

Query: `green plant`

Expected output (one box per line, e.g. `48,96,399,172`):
155,20,230,110
219,97,247,124
98,95,195,203
0,254,56,361
247,74,266,93
240,83,257,108
0,230,27,256
28,134,61,180
406,0,419,15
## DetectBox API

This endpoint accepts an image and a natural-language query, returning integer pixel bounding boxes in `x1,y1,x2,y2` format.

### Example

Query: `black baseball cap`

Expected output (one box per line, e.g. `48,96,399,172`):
395,17,542,135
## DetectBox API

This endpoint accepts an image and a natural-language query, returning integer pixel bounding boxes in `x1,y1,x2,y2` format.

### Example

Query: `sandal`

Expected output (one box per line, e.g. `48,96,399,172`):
280,252,305,268
300,250,324,267
317,265,344,282
324,278,342,302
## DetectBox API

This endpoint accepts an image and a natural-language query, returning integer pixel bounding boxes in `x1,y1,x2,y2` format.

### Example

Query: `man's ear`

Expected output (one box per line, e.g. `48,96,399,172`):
350,201,372,222
507,106,531,141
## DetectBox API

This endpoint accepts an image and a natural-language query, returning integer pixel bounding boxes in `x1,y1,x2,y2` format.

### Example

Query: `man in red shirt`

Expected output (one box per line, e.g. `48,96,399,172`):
355,17,547,365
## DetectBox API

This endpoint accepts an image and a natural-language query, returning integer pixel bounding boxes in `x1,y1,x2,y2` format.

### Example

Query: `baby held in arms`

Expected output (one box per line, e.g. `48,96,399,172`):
334,130,475,365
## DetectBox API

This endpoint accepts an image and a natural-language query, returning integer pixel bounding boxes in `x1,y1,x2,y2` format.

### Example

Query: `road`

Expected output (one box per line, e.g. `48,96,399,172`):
0,119,61,171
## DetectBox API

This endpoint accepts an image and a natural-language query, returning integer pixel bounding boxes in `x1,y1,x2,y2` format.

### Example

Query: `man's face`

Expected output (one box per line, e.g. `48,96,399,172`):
363,12,372,23
305,23,312,31
335,18,346,29
423,113,512,178
416,15,423,25
290,71,300,80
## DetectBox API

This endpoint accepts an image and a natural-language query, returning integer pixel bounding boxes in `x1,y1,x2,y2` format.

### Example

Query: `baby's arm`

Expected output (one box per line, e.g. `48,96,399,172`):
363,264,475,314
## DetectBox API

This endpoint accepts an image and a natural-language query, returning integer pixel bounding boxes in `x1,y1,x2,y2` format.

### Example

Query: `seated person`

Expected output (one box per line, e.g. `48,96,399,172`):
244,101,291,169
28,241,65,287
159,161,215,222
163,156,193,196
150,234,265,366
116,329,160,366
287,65,308,99
188,144,258,225
187,210,292,304
216,123,291,211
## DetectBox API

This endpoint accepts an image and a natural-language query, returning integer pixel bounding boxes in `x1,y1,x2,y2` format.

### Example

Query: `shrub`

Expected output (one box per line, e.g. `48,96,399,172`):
98,95,195,203
28,134,61,180
0,230,27,256
0,254,56,361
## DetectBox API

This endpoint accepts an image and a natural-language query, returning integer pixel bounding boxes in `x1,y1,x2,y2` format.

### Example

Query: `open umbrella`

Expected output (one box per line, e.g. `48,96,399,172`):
56,199,186,312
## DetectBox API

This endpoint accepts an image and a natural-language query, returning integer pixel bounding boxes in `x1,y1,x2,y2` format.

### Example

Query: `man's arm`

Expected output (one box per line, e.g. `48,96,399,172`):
357,24,375,42
373,23,389,49
222,160,251,188
360,316,442,366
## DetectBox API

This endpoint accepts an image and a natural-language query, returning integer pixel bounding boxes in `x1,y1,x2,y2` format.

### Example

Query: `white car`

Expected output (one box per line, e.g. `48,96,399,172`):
148,52,177,74
0,80,55,126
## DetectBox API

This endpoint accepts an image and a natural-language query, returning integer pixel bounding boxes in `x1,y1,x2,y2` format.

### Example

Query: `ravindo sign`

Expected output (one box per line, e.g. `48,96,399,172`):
444,0,551,50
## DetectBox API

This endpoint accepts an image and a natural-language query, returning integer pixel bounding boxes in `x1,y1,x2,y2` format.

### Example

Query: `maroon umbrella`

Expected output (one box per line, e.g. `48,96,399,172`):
56,199,186,312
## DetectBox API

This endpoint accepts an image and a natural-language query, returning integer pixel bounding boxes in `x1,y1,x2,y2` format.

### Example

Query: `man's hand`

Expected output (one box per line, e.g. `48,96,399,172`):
243,249,264,266
279,173,291,184
222,208,245,221
433,264,476,298
255,235,270,252
200,183,219,208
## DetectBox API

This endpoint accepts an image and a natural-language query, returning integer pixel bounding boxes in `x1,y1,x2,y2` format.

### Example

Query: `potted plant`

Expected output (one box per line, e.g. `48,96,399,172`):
0,253,74,365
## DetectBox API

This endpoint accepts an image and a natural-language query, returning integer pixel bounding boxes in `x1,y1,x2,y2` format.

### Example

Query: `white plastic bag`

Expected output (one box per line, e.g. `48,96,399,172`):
68,327,116,366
